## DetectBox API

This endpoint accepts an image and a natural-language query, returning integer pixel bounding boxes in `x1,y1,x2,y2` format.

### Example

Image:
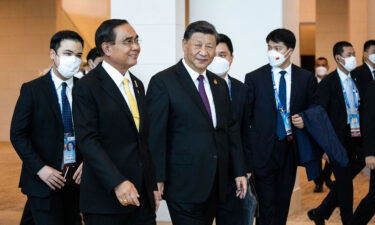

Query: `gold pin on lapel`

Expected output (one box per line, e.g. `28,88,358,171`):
134,80,139,88
214,79,218,85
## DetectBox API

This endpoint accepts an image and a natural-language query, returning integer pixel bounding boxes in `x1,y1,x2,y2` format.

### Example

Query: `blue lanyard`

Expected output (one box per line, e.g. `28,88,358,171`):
339,77,359,110
271,72,287,114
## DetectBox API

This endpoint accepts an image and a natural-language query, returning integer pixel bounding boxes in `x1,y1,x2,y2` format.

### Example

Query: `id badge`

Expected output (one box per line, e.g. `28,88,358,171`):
349,113,361,137
63,135,76,166
282,112,293,136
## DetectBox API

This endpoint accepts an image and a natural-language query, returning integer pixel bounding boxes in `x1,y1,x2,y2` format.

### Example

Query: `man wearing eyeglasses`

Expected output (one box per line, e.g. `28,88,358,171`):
72,19,159,225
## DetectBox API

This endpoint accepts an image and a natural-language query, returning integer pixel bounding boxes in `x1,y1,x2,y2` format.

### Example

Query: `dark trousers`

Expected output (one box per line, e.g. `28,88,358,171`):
166,179,218,225
313,161,332,187
315,135,364,225
25,185,81,225
216,179,257,225
254,139,297,225
351,169,375,225
84,189,156,225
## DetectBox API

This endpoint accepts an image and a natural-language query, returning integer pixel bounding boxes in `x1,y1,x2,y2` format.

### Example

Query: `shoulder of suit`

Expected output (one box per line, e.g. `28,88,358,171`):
320,70,338,84
229,76,244,86
21,72,51,89
291,64,313,77
352,64,367,73
245,64,271,79
151,63,178,81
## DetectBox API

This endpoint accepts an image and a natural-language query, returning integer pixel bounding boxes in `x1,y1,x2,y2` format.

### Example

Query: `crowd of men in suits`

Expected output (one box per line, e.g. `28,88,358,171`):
9,19,375,225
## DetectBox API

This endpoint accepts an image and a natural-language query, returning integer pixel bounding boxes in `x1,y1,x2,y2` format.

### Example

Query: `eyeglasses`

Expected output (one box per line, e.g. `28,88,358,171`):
110,37,141,47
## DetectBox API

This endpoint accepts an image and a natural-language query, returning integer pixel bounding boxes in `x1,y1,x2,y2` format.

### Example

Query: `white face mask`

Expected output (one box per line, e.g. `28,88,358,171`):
267,49,289,67
340,56,357,72
368,54,375,64
207,56,230,76
56,55,82,79
315,66,328,76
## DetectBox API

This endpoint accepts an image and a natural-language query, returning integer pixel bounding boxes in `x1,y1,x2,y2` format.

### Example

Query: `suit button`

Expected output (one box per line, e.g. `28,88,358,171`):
213,155,217,159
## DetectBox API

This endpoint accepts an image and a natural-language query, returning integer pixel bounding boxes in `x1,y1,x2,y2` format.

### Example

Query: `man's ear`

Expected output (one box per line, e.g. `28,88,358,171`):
49,49,56,60
101,43,112,56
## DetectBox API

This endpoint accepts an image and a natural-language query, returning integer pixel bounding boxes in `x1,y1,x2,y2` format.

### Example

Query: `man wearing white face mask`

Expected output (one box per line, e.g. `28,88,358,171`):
10,30,84,225
315,57,330,83
244,29,316,225
308,41,365,225
352,40,375,97
209,33,257,225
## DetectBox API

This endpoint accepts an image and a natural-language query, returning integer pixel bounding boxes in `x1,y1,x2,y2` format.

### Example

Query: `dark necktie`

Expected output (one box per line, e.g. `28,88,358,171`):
61,82,74,134
197,75,212,120
276,70,287,139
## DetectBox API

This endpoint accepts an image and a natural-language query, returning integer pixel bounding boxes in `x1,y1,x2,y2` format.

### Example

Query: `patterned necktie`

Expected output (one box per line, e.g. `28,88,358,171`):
197,75,212,120
123,78,140,131
276,70,287,139
61,82,74,134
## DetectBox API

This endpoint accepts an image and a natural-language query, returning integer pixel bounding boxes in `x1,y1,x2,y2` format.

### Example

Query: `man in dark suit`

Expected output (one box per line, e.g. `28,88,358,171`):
208,33,257,225
245,28,316,225
72,19,159,225
351,81,375,225
10,30,84,225
308,41,365,225
352,40,375,97
146,21,247,225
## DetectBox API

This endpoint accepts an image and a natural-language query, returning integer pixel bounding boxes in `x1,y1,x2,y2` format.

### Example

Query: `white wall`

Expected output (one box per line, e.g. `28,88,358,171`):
111,0,185,88
189,0,283,82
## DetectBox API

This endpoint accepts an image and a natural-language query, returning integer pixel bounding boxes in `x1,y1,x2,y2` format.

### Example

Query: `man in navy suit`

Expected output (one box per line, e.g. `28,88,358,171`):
208,33,257,225
244,28,316,225
11,30,84,225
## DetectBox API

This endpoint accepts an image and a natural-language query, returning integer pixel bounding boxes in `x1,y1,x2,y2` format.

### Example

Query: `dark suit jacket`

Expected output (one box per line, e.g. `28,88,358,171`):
314,69,364,144
352,63,374,97
72,64,157,214
146,60,245,203
10,72,82,198
363,81,375,157
228,76,251,172
244,64,316,172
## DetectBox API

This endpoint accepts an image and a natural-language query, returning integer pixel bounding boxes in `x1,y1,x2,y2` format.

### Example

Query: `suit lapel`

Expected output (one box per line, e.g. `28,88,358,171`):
333,71,347,113
290,64,298,113
130,73,145,133
96,66,138,132
207,72,222,127
263,65,277,113
176,60,213,123
40,72,63,126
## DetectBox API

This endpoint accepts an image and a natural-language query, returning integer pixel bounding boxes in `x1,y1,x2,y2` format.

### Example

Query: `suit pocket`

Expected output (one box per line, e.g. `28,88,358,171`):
169,154,193,165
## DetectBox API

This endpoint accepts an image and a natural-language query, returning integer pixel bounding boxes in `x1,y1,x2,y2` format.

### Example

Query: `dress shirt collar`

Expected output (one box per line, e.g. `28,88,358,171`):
102,60,131,87
337,68,351,83
272,63,292,76
182,58,208,82
50,68,74,89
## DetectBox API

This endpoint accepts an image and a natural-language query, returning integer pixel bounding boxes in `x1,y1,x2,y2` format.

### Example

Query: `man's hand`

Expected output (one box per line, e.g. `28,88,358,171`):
114,180,140,207
37,165,66,190
153,191,161,212
366,156,375,170
291,114,304,129
235,176,247,199
157,182,164,196
322,153,330,163
73,163,83,184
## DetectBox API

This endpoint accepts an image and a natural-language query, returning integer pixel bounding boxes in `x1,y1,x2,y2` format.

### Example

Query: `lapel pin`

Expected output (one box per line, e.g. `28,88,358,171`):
214,79,218,85
134,80,139,88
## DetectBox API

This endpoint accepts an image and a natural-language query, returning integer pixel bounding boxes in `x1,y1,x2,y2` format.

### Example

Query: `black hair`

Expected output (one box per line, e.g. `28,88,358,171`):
95,19,129,55
50,30,84,52
363,40,375,52
86,47,103,62
217,33,233,55
266,28,296,49
183,20,218,43
333,41,352,58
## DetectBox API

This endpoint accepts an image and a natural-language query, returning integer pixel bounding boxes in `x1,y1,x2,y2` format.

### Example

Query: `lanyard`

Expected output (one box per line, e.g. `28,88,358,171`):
339,77,359,110
271,72,287,115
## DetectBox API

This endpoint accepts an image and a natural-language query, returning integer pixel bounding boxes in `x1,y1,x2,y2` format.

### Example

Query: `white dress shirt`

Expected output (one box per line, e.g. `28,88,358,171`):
272,64,292,113
182,59,217,128
50,68,74,113
365,62,375,80
102,60,137,111
337,68,357,124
